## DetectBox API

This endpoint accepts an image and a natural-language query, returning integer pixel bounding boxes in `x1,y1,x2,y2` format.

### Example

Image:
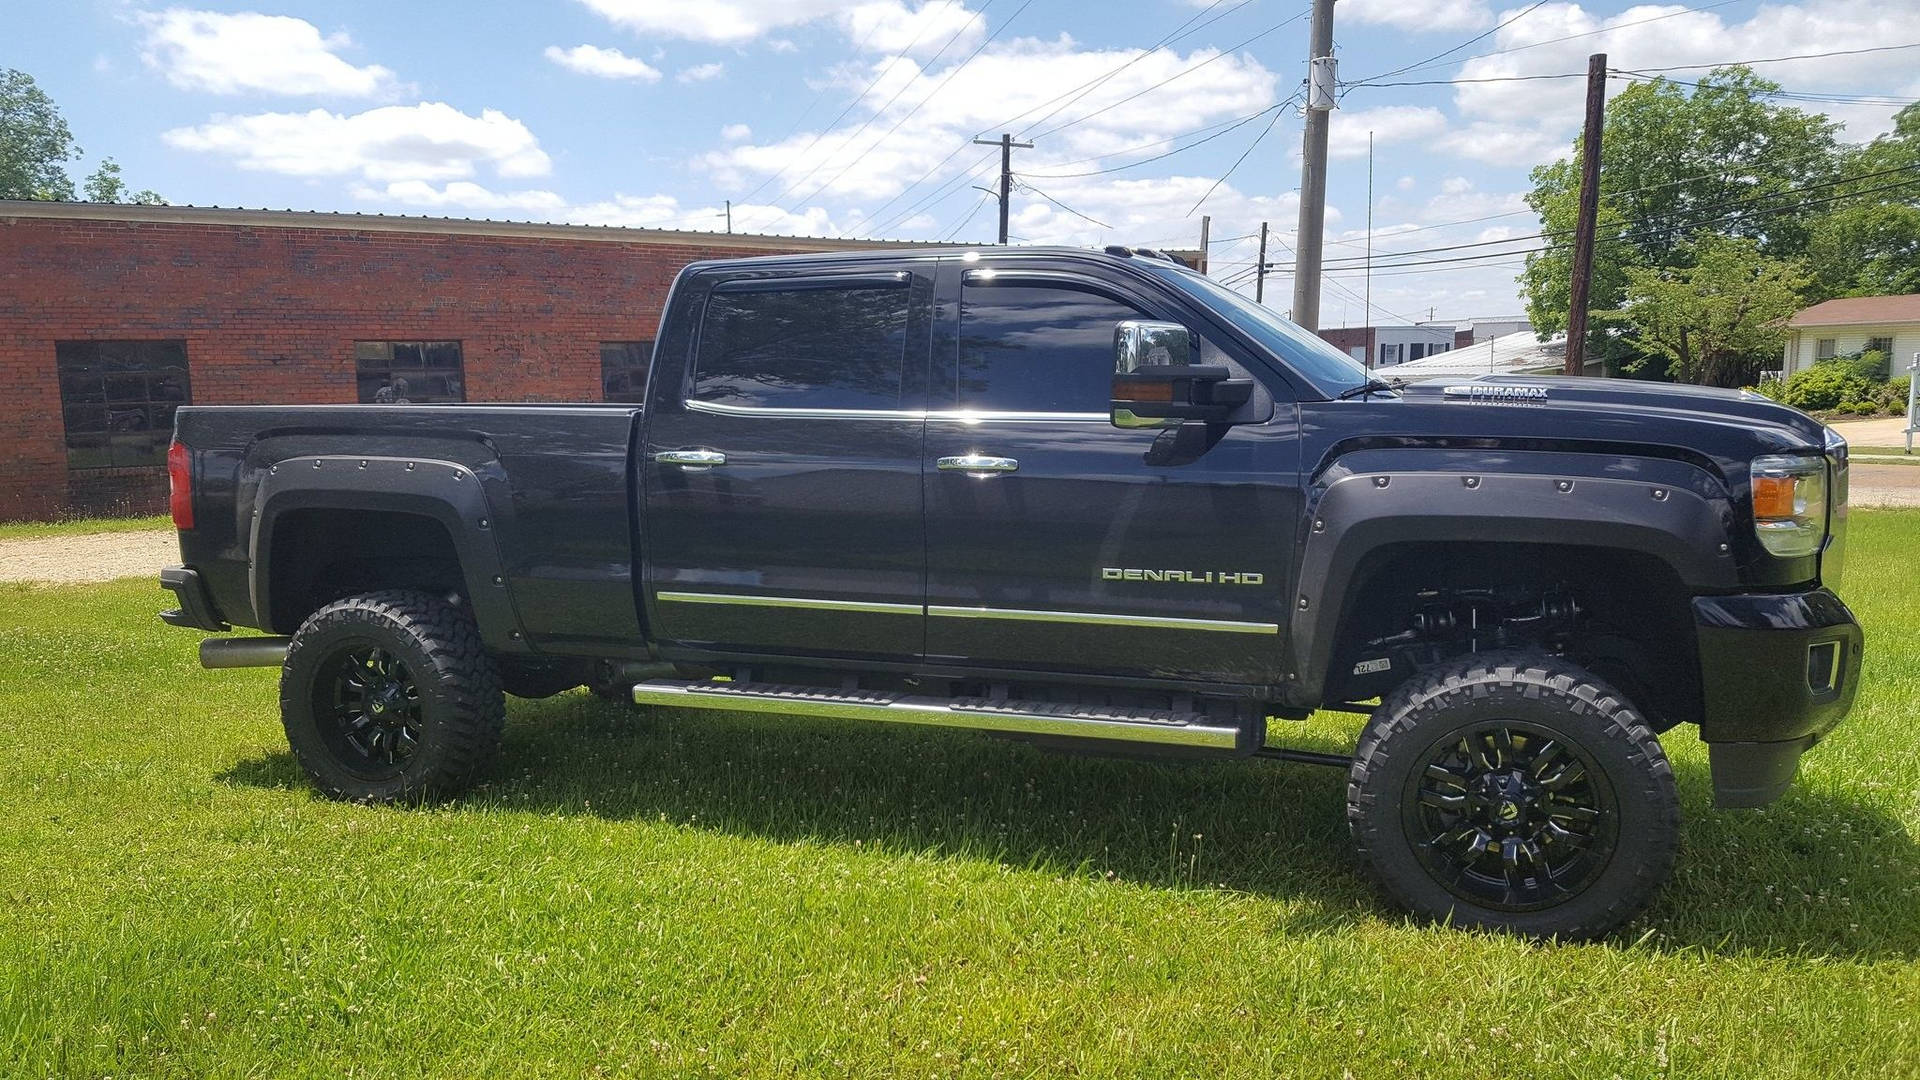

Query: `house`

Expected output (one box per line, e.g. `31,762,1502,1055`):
1781,294,1920,377
1316,324,1457,368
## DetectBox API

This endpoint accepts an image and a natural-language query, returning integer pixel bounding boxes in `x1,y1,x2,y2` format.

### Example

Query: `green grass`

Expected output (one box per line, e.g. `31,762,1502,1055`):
0,513,169,539
4,518,1919,1077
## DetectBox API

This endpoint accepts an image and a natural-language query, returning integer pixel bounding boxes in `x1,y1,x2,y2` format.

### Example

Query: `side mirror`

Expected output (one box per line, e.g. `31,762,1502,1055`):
1111,320,1254,429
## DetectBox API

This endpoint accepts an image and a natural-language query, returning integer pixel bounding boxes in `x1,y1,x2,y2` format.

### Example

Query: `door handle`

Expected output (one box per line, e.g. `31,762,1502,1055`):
655,449,727,468
937,454,1019,474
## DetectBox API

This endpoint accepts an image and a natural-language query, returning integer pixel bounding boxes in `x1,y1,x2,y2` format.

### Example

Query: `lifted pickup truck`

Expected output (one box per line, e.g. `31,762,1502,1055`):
161,245,1861,938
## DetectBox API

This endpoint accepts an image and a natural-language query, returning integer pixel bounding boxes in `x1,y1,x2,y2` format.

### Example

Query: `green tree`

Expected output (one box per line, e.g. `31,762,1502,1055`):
0,68,78,200
1802,103,1920,299
82,158,165,205
1520,67,1841,370
0,68,165,204
1611,235,1809,388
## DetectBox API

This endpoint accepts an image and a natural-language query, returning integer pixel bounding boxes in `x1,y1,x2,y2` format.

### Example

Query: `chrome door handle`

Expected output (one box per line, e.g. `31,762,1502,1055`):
937,454,1018,474
655,449,727,468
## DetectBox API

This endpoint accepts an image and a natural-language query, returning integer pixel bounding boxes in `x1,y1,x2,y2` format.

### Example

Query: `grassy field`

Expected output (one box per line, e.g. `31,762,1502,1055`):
3,517,1917,1078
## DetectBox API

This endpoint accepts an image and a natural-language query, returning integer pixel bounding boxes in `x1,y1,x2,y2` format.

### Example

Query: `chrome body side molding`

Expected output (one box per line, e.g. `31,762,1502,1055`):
655,591,1278,634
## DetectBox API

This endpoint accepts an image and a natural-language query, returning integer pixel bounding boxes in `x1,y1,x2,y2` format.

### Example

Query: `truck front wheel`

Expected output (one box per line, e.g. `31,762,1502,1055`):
280,590,506,803
1347,652,1679,940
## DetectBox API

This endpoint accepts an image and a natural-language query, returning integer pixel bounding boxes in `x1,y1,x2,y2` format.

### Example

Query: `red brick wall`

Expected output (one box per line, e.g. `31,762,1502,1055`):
1317,327,1374,358
0,216,868,520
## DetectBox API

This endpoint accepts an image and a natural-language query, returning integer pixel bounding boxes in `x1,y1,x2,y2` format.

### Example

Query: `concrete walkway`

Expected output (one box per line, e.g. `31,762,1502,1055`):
1830,416,1915,446
0,529,178,584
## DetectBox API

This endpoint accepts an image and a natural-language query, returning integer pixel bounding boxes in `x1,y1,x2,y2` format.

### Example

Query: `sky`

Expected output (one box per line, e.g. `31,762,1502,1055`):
8,0,1919,326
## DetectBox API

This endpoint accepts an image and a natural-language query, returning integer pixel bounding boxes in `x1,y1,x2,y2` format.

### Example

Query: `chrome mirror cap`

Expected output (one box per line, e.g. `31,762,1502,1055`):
1114,320,1194,374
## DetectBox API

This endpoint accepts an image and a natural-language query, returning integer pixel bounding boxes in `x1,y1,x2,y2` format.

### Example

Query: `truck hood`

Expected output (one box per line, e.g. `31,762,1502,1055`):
1389,374,1831,459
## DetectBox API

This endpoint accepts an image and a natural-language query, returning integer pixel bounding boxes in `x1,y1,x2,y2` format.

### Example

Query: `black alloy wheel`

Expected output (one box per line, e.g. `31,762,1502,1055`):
314,644,425,774
280,590,505,803
1406,720,1618,912
1348,651,1679,940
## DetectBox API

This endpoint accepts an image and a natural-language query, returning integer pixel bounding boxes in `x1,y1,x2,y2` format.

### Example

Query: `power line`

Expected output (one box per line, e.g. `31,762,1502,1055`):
1353,0,1553,88
1012,179,1112,229
1349,44,1920,91
803,0,1038,220
780,0,1015,214
1020,101,1290,179
856,0,1280,236
1013,0,1258,138
1186,93,1298,215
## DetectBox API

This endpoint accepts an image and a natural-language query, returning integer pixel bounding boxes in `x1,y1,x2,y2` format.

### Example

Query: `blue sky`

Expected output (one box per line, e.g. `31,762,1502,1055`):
9,0,1918,323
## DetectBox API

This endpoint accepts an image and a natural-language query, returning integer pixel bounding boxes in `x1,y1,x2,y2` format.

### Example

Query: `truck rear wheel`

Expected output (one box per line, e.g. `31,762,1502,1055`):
1347,651,1679,940
280,590,505,803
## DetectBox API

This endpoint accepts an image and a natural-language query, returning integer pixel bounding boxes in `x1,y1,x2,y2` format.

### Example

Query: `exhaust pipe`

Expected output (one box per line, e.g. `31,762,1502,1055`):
200,636,291,669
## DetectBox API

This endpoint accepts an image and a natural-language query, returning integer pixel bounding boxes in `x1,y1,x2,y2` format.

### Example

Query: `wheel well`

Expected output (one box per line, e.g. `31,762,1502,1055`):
1322,542,1702,731
266,509,466,634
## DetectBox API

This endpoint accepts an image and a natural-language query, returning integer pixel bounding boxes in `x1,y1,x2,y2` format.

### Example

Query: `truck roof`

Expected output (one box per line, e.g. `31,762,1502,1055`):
678,244,1196,274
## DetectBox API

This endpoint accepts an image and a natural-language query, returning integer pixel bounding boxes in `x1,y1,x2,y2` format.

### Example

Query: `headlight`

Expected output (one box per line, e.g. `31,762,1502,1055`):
1750,454,1828,557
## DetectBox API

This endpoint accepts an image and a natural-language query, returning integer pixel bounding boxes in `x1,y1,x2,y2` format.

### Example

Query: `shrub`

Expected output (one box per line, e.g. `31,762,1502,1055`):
1775,362,1874,412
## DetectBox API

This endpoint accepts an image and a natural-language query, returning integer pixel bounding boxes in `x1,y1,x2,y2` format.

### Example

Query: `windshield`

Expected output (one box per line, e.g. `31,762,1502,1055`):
1143,262,1374,396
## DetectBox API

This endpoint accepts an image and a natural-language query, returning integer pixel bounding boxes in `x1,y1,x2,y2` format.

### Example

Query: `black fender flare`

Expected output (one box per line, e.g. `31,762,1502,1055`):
1284,451,1739,706
248,454,529,653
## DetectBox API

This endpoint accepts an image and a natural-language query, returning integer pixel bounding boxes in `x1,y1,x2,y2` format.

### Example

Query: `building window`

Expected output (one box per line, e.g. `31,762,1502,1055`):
600,341,653,403
55,340,190,469
693,283,907,411
1379,343,1403,366
354,341,464,403
1865,336,1894,376
1815,338,1837,361
1409,343,1427,361
1348,346,1366,362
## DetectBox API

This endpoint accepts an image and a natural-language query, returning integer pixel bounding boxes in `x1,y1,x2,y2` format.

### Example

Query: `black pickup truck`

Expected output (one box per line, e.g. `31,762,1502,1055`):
160,245,1861,938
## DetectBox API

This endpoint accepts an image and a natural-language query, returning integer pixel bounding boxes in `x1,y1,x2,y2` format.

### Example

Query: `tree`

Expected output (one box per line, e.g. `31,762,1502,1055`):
0,68,165,204
1802,103,1920,299
1611,235,1809,388
0,68,78,200
1520,68,1841,364
83,158,165,206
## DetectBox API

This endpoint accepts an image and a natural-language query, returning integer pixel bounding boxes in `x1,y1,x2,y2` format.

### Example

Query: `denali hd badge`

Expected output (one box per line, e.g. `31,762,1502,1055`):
1443,384,1549,402
1101,568,1266,585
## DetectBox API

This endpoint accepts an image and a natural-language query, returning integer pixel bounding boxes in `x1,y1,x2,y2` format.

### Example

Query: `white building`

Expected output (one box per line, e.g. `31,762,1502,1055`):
1459,316,1533,344
1781,295,1920,377
1387,330,1588,379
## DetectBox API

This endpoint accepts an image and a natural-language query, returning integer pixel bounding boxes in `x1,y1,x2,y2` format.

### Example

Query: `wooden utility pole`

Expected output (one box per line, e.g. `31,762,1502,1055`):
1566,52,1607,375
1255,221,1270,303
1199,215,1211,274
1290,0,1337,331
972,133,1034,244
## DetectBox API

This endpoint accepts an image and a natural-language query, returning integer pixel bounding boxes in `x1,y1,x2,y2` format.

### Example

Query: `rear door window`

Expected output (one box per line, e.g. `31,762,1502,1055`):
692,282,908,410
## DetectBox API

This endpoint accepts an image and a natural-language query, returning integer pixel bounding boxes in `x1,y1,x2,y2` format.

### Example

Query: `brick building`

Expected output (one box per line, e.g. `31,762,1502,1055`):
0,201,945,521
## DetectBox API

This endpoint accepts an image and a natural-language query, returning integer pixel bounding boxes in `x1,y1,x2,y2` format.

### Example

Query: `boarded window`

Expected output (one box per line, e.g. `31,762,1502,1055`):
55,340,190,469
355,341,465,403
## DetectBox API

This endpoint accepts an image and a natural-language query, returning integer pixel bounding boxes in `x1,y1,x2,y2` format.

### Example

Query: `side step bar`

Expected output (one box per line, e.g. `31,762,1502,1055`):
632,678,1244,750
199,636,292,668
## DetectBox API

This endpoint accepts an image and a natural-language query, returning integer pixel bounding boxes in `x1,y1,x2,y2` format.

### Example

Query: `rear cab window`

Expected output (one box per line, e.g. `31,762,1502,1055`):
691,279,910,411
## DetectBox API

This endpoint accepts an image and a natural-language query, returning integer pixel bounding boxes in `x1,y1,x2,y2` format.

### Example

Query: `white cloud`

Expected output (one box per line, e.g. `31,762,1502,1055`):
573,0,857,44
544,44,662,82
163,103,552,183
840,1,983,56
350,181,569,212
703,38,1278,204
677,62,726,83
1341,0,1491,33
1441,0,1920,166
1329,105,1449,158
139,9,397,97
721,123,753,140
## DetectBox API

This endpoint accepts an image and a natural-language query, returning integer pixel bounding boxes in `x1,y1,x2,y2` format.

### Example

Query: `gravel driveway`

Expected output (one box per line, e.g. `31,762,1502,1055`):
0,529,179,584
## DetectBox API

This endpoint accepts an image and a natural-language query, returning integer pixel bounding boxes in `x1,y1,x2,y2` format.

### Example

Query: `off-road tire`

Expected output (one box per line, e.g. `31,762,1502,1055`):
1347,651,1679,940
280,590,505,803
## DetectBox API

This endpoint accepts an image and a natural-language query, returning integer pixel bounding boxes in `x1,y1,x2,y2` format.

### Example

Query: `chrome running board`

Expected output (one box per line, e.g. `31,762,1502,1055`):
631,678,1242,750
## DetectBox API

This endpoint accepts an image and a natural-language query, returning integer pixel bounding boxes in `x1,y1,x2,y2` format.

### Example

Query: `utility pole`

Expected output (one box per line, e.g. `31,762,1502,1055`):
972,132,1034,244
1199,215,1211,274
1290,0,1337,331
1566,52,1607,376
720,199,732,234
1364,130,1374,332
1255,221,1270,303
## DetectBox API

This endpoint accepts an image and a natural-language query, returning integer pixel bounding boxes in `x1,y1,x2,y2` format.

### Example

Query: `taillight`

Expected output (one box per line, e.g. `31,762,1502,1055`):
167,439,194,530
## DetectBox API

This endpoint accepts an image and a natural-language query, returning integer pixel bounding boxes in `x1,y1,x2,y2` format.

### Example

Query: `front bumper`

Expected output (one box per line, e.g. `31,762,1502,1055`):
1693,588,1862,807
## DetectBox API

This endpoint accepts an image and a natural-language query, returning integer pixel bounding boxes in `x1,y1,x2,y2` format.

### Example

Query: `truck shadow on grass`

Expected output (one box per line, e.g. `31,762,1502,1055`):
222,695,1920,959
